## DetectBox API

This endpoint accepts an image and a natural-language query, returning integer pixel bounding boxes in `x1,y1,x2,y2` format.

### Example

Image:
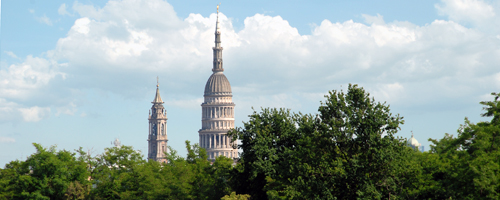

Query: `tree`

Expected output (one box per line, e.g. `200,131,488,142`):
424,92,500,199
229,84,413,199
89,145,146,199
0,143,90,200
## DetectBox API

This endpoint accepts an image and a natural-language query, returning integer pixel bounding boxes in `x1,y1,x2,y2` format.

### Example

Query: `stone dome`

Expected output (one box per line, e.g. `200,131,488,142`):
204,72,232,96
409,134,421,148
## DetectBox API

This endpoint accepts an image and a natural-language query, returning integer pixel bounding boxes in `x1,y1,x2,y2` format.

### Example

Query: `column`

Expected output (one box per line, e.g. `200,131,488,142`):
202,135,205,148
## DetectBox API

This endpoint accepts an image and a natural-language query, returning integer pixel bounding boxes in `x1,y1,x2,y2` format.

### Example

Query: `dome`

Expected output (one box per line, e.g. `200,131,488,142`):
204,72,232,96
409,133,421,148
409,137,420,147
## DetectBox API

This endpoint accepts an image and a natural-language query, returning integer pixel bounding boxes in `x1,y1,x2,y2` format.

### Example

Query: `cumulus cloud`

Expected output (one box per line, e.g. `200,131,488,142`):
0,55,65,100
48,0,500,106
0,55,68,123
436,0,495,24
3,0,500,124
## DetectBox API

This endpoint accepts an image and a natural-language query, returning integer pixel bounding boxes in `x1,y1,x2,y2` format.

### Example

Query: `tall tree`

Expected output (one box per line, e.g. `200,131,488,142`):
89,145,146,199
229,84,413,199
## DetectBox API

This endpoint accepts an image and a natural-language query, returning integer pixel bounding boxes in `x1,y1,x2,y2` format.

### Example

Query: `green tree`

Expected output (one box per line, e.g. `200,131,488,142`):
229,107,301,199
89,145,145,199
0,143,90,200
424,92,500,199
230,84,413,199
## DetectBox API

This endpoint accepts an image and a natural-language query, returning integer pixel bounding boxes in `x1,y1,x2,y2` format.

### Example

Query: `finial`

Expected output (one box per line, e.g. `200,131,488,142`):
411,130,414,138
217,3,220,13
156,76,159,88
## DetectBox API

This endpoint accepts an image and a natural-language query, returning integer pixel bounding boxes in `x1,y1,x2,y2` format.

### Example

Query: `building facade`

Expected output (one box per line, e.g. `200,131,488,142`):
198,8,238,161
147,81,168,163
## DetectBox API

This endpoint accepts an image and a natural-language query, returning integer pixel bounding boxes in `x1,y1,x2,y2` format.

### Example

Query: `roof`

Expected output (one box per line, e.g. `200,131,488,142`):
152,86,164,103
204,72,232,96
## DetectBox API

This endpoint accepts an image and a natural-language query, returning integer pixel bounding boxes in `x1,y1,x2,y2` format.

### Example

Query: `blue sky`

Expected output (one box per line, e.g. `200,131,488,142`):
1,0,500,166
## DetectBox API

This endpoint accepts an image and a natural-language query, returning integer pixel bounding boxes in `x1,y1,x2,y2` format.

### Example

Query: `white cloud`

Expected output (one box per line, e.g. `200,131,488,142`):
370,83,405,103
0,137,15,143
362,13,385,25
37,14,53,26
0,98,20,122
58,3,71,16
55,0,498,109
436,0,495,25
55,102,77,116
3,0,500,123
0,55,65,100
29,9,54,26
19,106,51,122
5,51,19,59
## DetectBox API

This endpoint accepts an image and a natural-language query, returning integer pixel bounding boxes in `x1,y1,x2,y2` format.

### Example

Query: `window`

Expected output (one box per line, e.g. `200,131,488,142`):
161,124,164,135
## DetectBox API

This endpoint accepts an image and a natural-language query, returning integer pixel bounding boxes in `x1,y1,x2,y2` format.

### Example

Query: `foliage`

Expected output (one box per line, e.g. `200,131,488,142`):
229,84,411,199
420,92,500,199
0,141,236,199
0,143,90,200
221,192,251,200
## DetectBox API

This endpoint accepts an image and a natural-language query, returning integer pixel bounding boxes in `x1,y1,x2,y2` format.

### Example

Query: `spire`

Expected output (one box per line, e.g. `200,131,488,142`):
212,4,224,73
152,77,164,104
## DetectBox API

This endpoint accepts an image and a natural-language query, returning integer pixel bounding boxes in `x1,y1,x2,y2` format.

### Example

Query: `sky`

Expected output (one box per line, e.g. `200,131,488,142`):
1,0,500,167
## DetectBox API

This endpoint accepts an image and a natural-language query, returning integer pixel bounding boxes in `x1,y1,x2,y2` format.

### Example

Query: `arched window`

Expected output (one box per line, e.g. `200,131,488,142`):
161,123,164,135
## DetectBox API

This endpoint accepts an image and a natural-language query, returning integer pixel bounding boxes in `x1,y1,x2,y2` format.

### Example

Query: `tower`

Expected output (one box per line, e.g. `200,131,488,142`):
199,6,238,161
148,78,168,163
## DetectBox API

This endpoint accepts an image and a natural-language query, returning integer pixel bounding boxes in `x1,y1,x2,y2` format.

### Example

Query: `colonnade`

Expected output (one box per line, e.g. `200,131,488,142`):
200,134,233,149
209,151,236,159
202,106,234,118
202,121,234,130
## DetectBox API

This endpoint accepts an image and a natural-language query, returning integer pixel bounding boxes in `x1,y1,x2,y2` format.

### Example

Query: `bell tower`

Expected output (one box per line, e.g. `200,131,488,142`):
148,78,168,163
